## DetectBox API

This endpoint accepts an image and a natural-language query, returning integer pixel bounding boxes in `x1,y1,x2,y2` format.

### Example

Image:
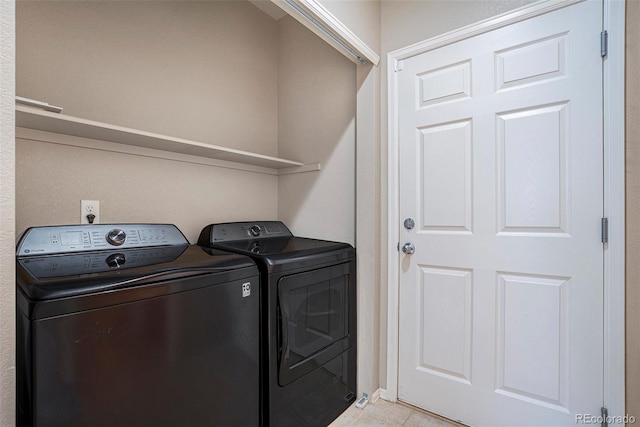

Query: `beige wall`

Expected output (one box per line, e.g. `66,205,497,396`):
15,0,360,244
626,0,640,419
355,60,383,398
318,0,380,55
381,0,533,52
17,0,278,156
277,15,356,245
15,1,282,242
15,138,279,242
0,0,15,424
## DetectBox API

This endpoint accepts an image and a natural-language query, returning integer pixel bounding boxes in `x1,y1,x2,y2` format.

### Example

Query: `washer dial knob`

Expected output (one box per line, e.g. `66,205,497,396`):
106,228,126,246
106,253,126,268
249,241,261,253
249,225,262,237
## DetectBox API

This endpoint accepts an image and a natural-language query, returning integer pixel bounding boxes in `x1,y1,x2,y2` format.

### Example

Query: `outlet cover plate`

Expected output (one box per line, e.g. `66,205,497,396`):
80,200,100,224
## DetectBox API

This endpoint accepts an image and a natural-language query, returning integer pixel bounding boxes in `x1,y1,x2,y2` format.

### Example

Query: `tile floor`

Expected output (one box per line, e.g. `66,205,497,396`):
329,399,465,427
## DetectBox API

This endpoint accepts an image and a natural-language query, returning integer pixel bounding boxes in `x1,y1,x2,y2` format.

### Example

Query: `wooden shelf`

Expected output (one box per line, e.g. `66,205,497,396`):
16,105,309,170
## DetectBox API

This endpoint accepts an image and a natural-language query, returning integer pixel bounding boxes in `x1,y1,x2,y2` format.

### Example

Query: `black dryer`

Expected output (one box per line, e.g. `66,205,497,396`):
198,221,356,427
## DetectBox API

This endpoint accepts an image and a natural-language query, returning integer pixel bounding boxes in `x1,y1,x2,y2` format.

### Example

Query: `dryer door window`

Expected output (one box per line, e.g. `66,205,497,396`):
277,262,354,386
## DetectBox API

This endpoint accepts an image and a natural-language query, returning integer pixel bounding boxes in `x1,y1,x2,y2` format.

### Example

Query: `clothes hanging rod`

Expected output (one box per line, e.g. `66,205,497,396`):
283,0,368,64
15,96,63,113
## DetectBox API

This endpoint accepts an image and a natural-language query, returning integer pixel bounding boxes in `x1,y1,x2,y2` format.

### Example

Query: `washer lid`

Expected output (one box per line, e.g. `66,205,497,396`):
212,236,354,273
214,236,349,256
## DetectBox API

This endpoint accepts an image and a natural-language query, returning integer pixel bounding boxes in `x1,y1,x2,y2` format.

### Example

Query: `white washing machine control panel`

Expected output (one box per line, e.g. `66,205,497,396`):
17,224,188,256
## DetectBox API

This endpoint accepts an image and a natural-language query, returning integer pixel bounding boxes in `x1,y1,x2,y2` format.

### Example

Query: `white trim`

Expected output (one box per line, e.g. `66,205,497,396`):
386,54,400,403
370,388,381,404
390,0,582,61
386,0,626,417
271,0,380,66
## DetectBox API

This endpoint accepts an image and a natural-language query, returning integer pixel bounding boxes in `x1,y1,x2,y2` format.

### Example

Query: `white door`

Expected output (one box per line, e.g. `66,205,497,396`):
397,1,604,426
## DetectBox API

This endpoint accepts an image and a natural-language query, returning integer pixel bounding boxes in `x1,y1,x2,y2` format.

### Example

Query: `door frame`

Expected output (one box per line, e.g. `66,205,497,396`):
386,0,625,418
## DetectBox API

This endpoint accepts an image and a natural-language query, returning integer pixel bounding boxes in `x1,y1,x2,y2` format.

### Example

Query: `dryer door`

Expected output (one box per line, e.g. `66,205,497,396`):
277,262,355,386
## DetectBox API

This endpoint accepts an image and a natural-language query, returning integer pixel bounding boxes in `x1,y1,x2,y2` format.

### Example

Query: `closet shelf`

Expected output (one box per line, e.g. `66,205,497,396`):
16,105,308,170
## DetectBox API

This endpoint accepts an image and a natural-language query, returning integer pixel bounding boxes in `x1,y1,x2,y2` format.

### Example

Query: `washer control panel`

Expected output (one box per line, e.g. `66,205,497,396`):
17,224,188,256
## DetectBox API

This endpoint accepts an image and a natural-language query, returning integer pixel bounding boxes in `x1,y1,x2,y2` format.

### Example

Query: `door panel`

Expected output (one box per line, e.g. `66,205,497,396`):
418,266,473,383
397,2,603,425
419,121,473,232
498,103,569,233
496,273,569,408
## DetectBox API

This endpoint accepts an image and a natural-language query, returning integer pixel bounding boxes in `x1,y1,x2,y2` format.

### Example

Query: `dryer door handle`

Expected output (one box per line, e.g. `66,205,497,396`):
278,299,290,370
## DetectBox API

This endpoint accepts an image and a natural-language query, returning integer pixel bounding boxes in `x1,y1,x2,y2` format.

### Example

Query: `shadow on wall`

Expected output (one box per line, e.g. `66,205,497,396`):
277,15,357,246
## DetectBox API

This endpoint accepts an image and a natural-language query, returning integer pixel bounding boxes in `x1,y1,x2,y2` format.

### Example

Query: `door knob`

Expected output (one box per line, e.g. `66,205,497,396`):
402,242,415,255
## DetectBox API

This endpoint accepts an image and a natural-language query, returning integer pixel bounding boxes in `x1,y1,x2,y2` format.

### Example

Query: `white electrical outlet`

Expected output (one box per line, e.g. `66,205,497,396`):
80,200,100,224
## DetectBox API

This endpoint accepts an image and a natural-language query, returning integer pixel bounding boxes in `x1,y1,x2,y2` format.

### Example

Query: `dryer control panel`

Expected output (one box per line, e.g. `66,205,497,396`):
203,221,293,243
17,224,188,256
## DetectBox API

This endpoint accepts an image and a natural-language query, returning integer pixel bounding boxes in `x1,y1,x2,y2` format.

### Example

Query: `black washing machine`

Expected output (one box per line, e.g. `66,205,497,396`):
17,224,260,427
198,221,356,427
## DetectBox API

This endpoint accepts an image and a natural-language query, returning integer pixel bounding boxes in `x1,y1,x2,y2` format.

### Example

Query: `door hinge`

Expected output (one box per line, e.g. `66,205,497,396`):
395,60,404,72
601,30,608,57
601,217,609,243
601,407,609,427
